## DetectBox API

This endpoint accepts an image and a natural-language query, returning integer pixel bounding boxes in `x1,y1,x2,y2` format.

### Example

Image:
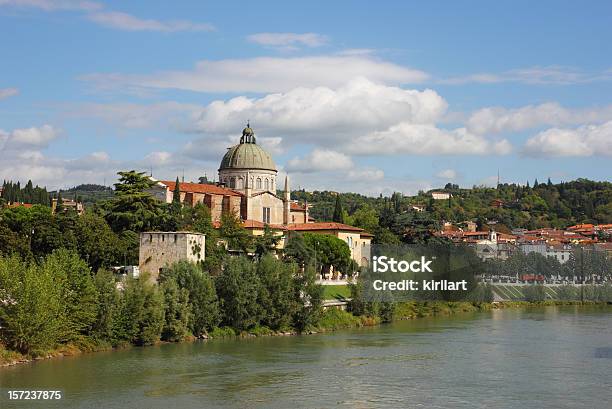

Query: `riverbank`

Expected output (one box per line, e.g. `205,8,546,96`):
1,300,608,368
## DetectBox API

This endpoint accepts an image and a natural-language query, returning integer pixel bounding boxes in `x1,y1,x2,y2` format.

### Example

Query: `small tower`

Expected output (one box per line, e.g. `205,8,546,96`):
283,175,291,225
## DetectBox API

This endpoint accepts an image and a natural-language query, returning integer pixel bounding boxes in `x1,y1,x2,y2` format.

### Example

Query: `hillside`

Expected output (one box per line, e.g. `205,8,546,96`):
291,179,612,242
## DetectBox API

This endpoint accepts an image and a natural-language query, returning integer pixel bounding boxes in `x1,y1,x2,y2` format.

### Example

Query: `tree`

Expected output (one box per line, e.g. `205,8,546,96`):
332,195,344,223
74,213,122,270
256,255,298,330
219,211,252,253
172,177,181,204
215,256,262,330
103,170,168,233
43,249,98,343
0,255,64,354
115,274,165,345
302,232,352,278
160,278,192,342
292,265,323,331
91,270,120,343
254,225,281,258
160,261,220,336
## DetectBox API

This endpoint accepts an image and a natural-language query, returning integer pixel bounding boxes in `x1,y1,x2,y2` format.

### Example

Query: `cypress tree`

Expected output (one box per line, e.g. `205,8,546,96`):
332,195,344,223
172,177,181,204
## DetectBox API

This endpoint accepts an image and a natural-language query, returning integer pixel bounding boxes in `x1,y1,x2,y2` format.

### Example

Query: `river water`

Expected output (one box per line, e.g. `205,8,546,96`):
1,306,611,409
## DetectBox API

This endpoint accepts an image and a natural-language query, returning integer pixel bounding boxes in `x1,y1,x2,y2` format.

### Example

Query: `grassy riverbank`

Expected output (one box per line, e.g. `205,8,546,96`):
3,300,607,367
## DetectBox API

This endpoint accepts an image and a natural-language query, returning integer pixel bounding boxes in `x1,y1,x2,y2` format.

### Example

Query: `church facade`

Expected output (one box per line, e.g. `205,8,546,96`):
148,124,372,266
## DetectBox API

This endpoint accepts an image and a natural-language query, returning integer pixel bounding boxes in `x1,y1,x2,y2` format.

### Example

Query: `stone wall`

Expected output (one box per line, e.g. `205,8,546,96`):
139,232,205,282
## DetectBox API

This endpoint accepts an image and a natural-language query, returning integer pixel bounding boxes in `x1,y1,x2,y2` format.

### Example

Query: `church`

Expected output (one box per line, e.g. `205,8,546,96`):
147,124,372,267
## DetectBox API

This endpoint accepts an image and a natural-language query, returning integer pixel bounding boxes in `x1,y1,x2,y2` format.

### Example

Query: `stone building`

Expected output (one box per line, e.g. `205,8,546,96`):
138,232,205,281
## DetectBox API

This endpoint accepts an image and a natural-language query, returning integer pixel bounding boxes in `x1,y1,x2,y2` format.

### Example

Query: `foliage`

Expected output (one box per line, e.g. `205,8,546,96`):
0,255,64,354
256,255,298,330
102,170,169,233
159,261,220,336
219,211,252,253
215,256,262,330
114,274,165,346
160,278,192,342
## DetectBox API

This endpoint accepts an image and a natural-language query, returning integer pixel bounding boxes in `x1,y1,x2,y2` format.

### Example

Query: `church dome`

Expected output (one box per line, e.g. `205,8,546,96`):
219,124,277,171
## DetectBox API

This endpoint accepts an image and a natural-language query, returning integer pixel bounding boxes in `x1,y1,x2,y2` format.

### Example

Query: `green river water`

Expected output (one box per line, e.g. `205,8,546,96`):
1,306,611,409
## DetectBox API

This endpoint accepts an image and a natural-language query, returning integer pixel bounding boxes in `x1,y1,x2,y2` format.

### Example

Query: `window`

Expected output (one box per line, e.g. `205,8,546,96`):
265,179,269,191
263,207,271,224
256,178,262,189
174,234,178,243
230,177,236,188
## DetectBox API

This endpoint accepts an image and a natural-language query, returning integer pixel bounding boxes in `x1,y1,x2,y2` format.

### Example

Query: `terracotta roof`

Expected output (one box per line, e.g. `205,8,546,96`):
287,222,365,232
360,232,375,238
290,202,307,211
7,203,33,208
159,181,242,197
241,219,286,230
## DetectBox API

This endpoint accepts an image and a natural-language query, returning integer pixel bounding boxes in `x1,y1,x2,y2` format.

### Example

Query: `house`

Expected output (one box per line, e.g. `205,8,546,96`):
431,191,452,200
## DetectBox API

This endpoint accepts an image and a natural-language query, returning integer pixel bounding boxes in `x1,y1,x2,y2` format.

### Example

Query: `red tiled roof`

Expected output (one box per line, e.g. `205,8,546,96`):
287,222,365,232
241,219,286,230
290,202,307,211
7,203,33,208
159,181,242,197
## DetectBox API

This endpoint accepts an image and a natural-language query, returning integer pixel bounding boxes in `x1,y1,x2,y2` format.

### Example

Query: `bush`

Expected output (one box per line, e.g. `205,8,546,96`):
0,255,64,355
523,285,546,302
161,278,192,342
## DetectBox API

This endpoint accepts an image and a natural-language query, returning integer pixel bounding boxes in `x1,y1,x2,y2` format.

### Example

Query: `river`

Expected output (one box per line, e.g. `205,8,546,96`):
1,306,611,409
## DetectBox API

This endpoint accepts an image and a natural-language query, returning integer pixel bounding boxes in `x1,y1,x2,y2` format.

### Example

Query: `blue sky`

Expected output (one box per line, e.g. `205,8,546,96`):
0,0,611,195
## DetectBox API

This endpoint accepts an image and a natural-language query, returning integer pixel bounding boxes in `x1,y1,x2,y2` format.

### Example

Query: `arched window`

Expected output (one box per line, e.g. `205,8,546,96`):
256,178,262,189
237,177,243,189
230,177,236,188
265,178,269,191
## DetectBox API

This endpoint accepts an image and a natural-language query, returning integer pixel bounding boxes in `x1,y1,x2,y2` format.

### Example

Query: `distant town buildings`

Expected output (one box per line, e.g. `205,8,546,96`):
437,222,611,262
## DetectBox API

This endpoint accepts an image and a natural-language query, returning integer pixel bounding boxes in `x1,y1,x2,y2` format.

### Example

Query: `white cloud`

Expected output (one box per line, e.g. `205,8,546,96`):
0,88,19,99
81,55,429,94
193,78,446,140
467,102,612,135
348,123,512,156
0,0,101,11
87,11,214,32
247,32,328,49
0,124,59,150
436,169,457,180
523,121,612,157
286,149,354,173
441,66,612,85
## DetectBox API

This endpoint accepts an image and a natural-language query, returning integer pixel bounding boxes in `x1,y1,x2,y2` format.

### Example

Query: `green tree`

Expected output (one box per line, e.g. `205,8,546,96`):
172,177,181,204
292,265,323,331
215,256,262,330
256,255,297,330
160,278,192,342
91,270,120,343
115,274,165,345
103,170,168,233
332,195,344,223
74,213,122,270
0,255,64,354
219,211,252,253
160,261,220,336
43,249,98,343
